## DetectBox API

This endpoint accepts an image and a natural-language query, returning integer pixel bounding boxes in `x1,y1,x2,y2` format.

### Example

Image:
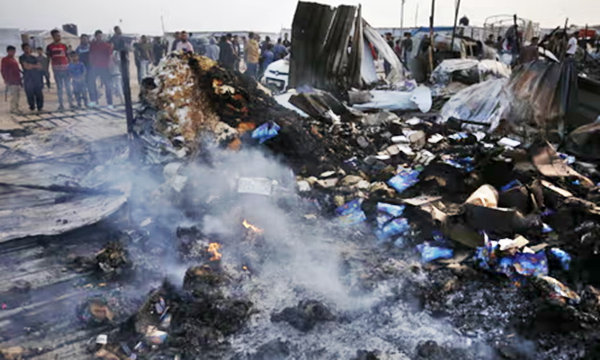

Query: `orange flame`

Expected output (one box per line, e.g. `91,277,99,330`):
207,243,222,261
242,220,264,234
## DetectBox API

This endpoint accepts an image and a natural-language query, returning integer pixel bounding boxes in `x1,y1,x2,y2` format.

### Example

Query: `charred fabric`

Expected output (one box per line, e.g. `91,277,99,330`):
4,12,600,360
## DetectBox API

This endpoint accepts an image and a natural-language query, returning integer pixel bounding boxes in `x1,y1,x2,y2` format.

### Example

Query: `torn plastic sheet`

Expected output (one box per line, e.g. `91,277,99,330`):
439,78,509,131
430,59,511,86
352,86,432,113
252,122,281,144
363,22,404,83
336,199,367,226
388,166,422,194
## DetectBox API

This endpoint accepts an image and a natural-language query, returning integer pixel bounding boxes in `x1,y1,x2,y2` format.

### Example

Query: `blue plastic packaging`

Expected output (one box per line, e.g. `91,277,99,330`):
416,243,454,262
376,218,410,239
252,122,281,144
336,199,367,226
388,167,421,194
377,203,405,217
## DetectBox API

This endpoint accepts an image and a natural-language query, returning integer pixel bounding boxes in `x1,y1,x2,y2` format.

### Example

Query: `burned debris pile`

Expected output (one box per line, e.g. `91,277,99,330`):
136,52,357,170
104,44,600,358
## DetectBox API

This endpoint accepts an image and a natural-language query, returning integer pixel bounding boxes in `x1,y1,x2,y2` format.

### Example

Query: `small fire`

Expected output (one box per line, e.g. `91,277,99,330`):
207,243,222,261
242,220,264,234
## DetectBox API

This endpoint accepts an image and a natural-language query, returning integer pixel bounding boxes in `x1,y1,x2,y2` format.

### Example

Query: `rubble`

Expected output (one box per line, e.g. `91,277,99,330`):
271,300,335,332
3,5,600,359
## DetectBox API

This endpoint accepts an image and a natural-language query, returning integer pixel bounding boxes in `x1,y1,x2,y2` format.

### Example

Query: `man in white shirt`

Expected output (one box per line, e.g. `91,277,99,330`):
567,33,578,56
175,31,194,53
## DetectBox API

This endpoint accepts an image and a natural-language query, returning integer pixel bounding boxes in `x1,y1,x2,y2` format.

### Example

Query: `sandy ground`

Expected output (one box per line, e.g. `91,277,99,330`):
0,56,141,130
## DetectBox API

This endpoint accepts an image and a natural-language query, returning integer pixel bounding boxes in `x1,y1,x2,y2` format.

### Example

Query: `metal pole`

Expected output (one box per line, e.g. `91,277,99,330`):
120,49,134,138
560,18,569,61
583,24,588,62
400,0,406,37
450,0,461,54
513,14,520,54
415,3,419,27
428,0,435,74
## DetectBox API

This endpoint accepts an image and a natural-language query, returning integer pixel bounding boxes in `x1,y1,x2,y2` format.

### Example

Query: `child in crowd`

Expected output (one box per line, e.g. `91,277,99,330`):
68,51,88,107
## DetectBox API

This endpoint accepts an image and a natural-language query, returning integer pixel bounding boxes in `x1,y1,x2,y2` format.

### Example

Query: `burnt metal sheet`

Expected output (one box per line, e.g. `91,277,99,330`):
290,2,359,93
0,107,129,243
289,1,335,90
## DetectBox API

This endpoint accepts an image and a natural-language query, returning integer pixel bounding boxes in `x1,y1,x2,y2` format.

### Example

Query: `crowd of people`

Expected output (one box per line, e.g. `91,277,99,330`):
166,31,291,79
1,27,295,114
1,28,128,114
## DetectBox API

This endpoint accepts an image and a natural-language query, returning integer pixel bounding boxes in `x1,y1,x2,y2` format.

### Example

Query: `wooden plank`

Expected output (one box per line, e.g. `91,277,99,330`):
35,120,56,129
0,114,24,131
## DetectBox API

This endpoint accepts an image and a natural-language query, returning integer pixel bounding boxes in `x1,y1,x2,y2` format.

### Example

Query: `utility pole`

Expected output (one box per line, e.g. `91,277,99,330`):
120,50,135,160
583,24,588,62
428,0,435,74
415,3,419,28
450,0,461,54
400,0,406,36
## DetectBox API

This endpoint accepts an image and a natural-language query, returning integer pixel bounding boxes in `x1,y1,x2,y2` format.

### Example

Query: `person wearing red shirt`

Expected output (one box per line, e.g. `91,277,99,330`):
46,29,74,110
1,45,22,113
88,30,113,108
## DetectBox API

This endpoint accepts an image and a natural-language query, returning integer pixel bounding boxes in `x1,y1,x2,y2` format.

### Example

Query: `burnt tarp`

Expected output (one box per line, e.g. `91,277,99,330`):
440,59,579,133
363,21,404,83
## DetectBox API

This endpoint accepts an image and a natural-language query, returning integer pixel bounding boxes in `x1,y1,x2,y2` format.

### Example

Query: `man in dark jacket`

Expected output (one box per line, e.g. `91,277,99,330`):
218,34,236,70
19,43,44,111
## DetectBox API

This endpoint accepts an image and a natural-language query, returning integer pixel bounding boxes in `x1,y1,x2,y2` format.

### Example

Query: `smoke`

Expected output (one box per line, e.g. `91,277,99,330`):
73,139,495,358
116,146,491,359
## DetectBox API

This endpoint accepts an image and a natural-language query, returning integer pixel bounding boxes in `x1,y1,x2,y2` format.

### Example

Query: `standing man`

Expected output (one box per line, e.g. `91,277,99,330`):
137,36,153,81
46,29,73,110
282,33,291,48
273,38,288,60
110,26,127,52
394,40,402,60
1,46,22,114
89,30,113,108
567,32,578,57
171,31,181,51
261,44,275,76
206,38,220,61
218,34,236,70
519,37,539,64
175,31,194,52
245,32,260,79
152,37,164,66
36,47,50,89
232,35,241,66
261,36,271,53
19,43,44,112
401,32,413,65
384,33,394,75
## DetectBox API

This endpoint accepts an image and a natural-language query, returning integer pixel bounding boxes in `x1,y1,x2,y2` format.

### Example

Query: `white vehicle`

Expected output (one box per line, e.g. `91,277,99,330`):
261,58,289,93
